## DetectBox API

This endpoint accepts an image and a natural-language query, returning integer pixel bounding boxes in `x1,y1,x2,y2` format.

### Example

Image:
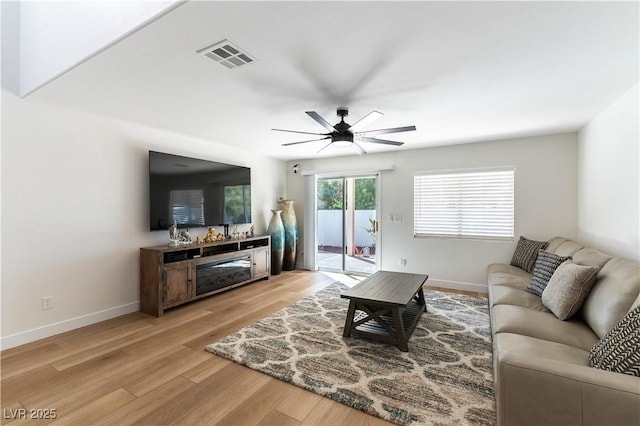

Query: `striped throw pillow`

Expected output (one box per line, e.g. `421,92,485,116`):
525,250,570,297
510,236,549,273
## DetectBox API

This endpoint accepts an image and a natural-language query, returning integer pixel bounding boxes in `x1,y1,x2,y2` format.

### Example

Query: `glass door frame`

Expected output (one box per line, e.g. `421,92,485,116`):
315,173,380,275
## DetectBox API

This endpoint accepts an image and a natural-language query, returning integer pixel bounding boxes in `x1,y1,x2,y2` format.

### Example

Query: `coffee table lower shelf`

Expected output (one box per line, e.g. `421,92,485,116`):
344,298,425,351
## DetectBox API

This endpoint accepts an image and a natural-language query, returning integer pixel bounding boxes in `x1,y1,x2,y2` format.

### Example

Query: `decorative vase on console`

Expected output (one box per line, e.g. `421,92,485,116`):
281,200,298,271
267,209,284,275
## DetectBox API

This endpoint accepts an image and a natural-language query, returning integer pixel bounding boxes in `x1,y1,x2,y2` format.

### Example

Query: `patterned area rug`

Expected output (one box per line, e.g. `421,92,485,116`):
206,282,495,425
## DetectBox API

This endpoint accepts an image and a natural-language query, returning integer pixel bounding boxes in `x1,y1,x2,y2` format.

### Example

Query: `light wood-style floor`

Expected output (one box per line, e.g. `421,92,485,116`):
1,270,486,426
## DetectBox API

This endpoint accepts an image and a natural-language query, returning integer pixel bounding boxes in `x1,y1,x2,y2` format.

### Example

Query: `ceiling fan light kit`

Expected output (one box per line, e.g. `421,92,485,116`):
274,107,416,155
332,131,354,146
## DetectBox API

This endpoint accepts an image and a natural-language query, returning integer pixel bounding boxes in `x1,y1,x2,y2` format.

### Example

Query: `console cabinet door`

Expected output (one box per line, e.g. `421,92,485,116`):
163,263,193,307
252,247,270,278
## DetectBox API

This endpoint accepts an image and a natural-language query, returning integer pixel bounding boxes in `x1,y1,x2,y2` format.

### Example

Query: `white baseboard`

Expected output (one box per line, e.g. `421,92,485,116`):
1,301,140,351
426,278,488,294
1,278,485,350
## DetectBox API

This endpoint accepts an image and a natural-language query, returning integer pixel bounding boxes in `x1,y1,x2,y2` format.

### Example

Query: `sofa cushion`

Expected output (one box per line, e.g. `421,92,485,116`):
588,306,640,377
546,237,584,257
495,332,590,366
582,257,640,338
510,236,548,273
542,262,600,320
525,250,570,297
572,246,613,269
487,263,531,288
545,236,569,254
495,333,640,426
492,304,598,350
490,285,549,312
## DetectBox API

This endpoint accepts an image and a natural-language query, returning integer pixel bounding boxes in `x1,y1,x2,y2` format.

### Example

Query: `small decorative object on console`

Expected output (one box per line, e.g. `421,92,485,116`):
177,229,192,245
168,219,179,246
168,219,192,246
198,227,225,244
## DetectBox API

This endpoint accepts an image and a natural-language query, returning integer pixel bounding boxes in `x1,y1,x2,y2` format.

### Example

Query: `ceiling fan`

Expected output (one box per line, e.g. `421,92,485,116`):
273,108,416,155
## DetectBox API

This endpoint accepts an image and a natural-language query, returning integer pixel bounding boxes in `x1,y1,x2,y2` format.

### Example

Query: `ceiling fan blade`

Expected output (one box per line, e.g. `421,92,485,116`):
353,142,366,155
358,137,404,146
349,110,383,132
357,125,416,136
282,136,331,146
317,141,333,154
272,128,330,136
306,111,336,132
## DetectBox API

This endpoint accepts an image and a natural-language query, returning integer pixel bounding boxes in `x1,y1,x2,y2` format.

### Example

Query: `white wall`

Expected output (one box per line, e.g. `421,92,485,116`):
578,83,640,260
17,1,180,96
0,90,286,349
287,133,579,291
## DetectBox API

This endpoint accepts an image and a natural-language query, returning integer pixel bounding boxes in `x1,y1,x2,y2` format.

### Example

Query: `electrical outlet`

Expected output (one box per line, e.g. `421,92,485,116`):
41,296,53,310
400,259,407,267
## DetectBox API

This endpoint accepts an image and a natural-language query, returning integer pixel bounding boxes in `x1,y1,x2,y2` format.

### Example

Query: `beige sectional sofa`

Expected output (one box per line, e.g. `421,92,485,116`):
488,236,640,426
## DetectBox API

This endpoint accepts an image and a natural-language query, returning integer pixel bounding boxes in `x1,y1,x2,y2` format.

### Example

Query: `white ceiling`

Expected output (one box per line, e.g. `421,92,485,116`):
29,1,639,160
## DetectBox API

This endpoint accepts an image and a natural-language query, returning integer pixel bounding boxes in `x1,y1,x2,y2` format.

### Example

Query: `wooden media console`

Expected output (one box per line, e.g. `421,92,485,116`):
140,235,270,316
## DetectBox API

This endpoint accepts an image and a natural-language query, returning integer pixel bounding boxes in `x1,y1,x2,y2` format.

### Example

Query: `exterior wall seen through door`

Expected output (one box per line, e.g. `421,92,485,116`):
317,209,376,248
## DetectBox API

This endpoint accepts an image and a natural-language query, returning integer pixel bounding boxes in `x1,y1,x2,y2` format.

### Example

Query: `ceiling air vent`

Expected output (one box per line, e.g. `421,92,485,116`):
197,39,256,70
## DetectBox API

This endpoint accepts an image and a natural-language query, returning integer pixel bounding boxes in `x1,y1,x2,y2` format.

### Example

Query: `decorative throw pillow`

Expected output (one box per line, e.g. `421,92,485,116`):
510,236,549,273
541,262,600,320
525,250,570,297
589,306,640,377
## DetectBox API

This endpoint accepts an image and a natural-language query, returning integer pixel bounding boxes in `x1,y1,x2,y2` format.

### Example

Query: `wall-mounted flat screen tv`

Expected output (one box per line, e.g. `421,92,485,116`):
149,151,251,231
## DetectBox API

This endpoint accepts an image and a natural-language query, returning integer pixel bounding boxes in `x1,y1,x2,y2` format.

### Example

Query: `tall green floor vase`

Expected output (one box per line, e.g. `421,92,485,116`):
281,200,298,270
267,209,284,275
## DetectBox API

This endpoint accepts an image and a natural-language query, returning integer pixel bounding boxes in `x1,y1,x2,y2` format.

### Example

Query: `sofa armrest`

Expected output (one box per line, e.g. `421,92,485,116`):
496,351,640,426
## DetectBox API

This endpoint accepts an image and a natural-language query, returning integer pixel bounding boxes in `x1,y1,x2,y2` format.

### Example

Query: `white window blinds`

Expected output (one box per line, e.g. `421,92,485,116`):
413,169,514,240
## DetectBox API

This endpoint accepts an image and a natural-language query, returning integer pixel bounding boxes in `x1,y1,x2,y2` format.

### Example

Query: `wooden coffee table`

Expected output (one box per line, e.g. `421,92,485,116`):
341,270,428,352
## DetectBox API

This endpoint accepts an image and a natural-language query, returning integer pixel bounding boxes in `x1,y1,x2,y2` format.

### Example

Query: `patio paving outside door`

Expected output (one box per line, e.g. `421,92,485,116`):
316,175,378,275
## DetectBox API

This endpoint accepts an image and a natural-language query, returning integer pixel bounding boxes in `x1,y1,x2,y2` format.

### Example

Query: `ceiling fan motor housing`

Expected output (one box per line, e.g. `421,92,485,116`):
334,108,351,135
334,121,352,135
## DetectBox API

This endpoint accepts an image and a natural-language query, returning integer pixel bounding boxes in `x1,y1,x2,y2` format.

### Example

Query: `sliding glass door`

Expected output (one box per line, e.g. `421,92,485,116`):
316,175,378,274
